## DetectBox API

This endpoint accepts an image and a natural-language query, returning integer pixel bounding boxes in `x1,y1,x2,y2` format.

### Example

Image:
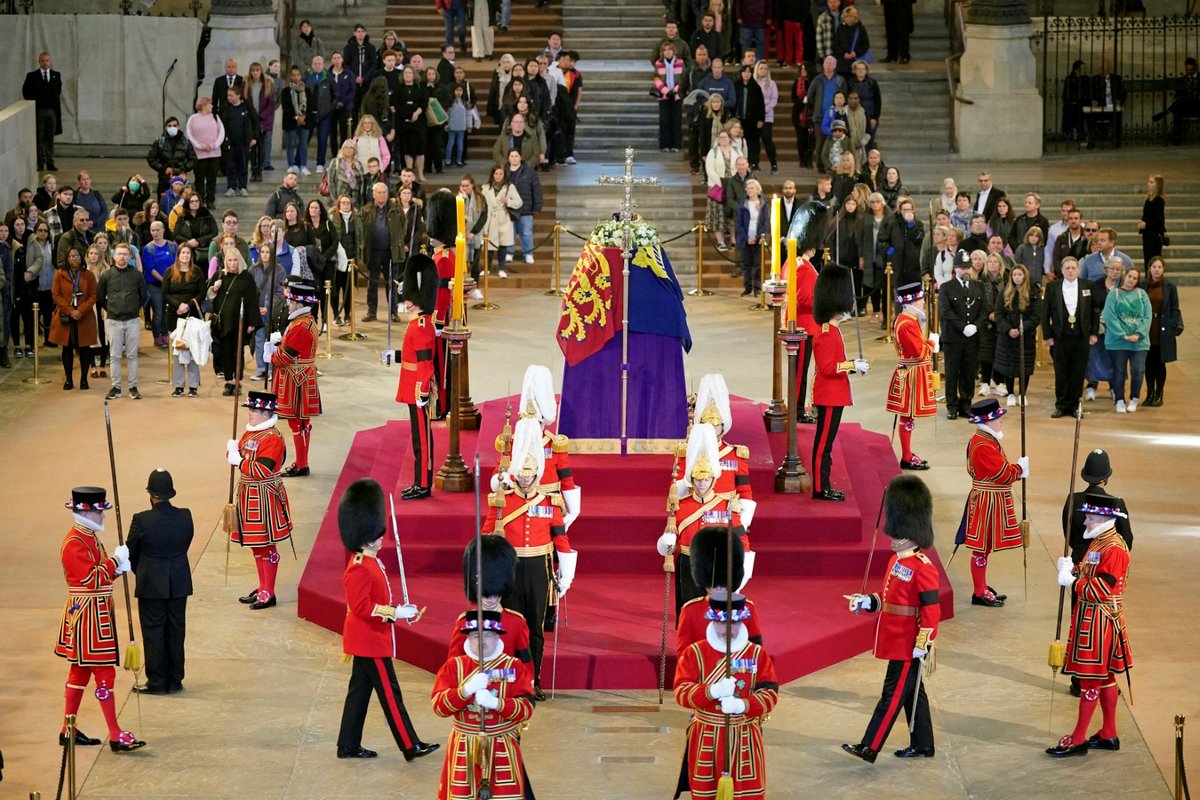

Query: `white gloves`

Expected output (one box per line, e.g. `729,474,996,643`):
227,438,239,453
737,551,755,593
562,487,582,530
380,348,396,367
854,358,870,374
1057,556,1075,588
263,341,277,361
269,330,282,345
396,603,420,620
226,448,243,466
720,696,747,715
928,332,940,353
847,593,873,613
656,531,677,556
912,647,928,659
708,676,736,700
556,550,578,597
112,544,131,574
739,498,757,529
474,689,500,710
1018,456,1029,478
462,672,490,696
963,324,978,337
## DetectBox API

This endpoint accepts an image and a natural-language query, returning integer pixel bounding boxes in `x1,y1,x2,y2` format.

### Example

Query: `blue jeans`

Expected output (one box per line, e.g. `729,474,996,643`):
314,116,332,166
254,327,267,373
146,283,166,338
1110,349,1146,403
740,27,765,61
285,128,310,168
516,214,534,256
261,128,275,169
500,0,511,26
444,4,467,46
444,129,465,164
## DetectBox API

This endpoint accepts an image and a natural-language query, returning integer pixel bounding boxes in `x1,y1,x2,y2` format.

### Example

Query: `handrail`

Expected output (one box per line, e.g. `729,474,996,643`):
944,0,973,153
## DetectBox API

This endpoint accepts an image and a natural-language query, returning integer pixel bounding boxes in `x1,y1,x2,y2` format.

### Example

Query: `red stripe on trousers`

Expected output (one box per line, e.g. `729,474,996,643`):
372,657,414,749
813,407,834,491
870,659,912,752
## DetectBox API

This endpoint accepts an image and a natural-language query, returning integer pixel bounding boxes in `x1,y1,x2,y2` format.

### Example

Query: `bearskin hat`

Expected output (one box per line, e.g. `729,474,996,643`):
337,478,387,552
463,535,518,602
813,264,854,325
425,188,458,246
690,525,745,591
786,199,830,255
403,252,438,315
882,474,934,549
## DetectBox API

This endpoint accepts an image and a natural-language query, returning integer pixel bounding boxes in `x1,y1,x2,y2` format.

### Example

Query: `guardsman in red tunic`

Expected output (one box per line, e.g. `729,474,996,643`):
483,418,577,701
56,487,146,752
268,281,322,478
673,594,779,800
886,282,939,470
226,390,293,610
658,423,751,618
334,478,439,762
843,475,941,764
395,253,439,500
678,374,755,504
958,397,1028,608
427,190,457,420
675,526,764,665
811,265,870,501
448,533,533,669
783,198,830,423
432,610,536,800
1047,492,1133,758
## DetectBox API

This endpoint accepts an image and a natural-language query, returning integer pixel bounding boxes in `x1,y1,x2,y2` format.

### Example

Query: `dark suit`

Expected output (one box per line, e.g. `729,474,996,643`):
128,500,195,692
213,73,246,116
1041,277,1099,415
938,276,985,415
972,187,1005,222
22,67,63,168
1088,73,1126,147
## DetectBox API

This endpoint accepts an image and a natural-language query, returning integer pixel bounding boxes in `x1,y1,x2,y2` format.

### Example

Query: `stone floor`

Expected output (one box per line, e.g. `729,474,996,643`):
0,153,1196,798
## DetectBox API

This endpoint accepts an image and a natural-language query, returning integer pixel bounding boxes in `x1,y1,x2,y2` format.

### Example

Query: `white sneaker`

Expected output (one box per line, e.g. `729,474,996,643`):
1085,386,1096,401
1115,400,1126,413
470,288,483,300
224,188,236,197
301,166,312,176
978,384,992,397
1007,394,1017,407
238,188,249,197
1128,398,1139,413
565,156,577,165
497,269,508,279
524,254,534,264
315,164,325,174
995,383,1008,396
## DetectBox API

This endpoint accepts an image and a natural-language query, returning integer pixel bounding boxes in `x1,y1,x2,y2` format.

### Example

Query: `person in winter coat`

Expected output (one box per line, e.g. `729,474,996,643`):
654,42,686,153
1013,226,1046,289
505,150,542,265
293,19,325,71
754,61,780,174
111,176,151,217
220,88,258,197
1141,256,1183,407
206,247,263,395
49,244,98,389
480,165,522,278
147,118,197,197
328,52,357,148
185,97,225,208
734,178,768,297
328,140,368,208
1103,264,1152,413
245,62,276,183
975,253,1007,397
343,26,380,119
833,7,871,78
993,264,1041,406
304,56,337,170
173,194,218,254
282,67,313,173
734,64,766,171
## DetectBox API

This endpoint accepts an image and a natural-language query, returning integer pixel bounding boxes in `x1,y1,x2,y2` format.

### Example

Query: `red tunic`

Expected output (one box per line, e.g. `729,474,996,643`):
673,492,748,554
812,322,853,407
866,548,941,661
1064,527,1132,678
447,609,533,666
433,246,455,328
494,430,576,494
675,596,764,664
781,257,819,336
482,490,571,556
674,639,779,800
54,526,120,666
271,311,322,418
962,429,1023,553
232,427,293,547
672,442,753,501
885,312,937,418
342,552,399,658
431,651,535,800
396,313,436,405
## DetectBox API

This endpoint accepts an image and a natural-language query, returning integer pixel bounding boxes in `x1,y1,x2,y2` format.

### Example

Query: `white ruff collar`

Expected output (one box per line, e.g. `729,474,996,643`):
288,306,311,320
1084,518,1117,540
706,623,748,653
976,424,1003,441
463,637,505,661
247,414,278,432
72,513,105,532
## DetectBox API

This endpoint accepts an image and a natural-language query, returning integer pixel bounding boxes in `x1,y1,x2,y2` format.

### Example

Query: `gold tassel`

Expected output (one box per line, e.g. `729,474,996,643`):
222,503,237,533
341,652,353,664
123,641,143,672
1048,640,1064,671
1020,519,1031,549
715,775,734,800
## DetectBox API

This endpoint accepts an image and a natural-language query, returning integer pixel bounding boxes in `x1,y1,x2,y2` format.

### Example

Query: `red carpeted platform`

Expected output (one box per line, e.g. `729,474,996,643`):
297,396,954,689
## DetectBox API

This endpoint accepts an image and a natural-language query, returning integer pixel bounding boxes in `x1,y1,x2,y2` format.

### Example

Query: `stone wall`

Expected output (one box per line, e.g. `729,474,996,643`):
0,15,202,147
0,101,38,206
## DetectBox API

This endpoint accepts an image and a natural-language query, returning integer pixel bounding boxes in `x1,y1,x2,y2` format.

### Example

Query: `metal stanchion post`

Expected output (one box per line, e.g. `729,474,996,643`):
65,713,77,800
546,222,564,296
688,222,712,297
24,303,52,385
473,233,498,310
748,239,769,310
340,261,367,341
875,262,894,343
319,280,343,359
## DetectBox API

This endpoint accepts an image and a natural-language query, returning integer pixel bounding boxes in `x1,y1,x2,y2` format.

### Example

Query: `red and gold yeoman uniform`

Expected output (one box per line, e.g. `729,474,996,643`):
55,525,121,666
271,312,322,418
962,429,1022,553
232,427,292,546
885,311,937,418
1064,528,1132,678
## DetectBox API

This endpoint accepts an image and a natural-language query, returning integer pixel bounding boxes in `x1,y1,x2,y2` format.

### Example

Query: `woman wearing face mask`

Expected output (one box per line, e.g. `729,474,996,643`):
146,118,197,197
111,175,150,216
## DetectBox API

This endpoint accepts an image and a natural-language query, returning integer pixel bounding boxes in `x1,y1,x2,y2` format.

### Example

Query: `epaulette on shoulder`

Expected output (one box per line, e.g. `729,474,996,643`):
506,608,527,621
488,491,506,508
675,440,688,458
915,552,932,565
735,445,749,459
352,553,365,564
549,494,565,510
680,596,705,610
551,433,570,453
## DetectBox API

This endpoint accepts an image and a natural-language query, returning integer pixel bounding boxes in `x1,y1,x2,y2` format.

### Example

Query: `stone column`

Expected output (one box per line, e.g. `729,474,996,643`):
955,0,1043,160
205,0,280,95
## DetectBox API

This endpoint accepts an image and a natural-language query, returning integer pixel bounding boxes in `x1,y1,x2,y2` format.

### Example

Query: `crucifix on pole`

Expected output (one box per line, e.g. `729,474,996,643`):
596,147,659,455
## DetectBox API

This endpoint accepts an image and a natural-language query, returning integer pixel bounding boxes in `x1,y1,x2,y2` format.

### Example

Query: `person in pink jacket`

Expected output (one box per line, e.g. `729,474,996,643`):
186,97,226,209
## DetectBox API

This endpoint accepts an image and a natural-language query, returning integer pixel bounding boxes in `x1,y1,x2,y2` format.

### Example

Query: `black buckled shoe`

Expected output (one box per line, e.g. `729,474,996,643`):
971,591,1005,608
249,594,277,610
813,488,845,502
402,486,432,501
59,729,102,747
282,463,310,478
337,746,378,759
1087,734,1120,751
533,685,546,702
239,588,260,604
109,732,147,753
894,745,935,758
403,741,441,762
841,743,878,764
900,456,931,471
131,684,169,695
798,412,817,425
1046,736,1088,758
946,410,959,420
987,586,1008,602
